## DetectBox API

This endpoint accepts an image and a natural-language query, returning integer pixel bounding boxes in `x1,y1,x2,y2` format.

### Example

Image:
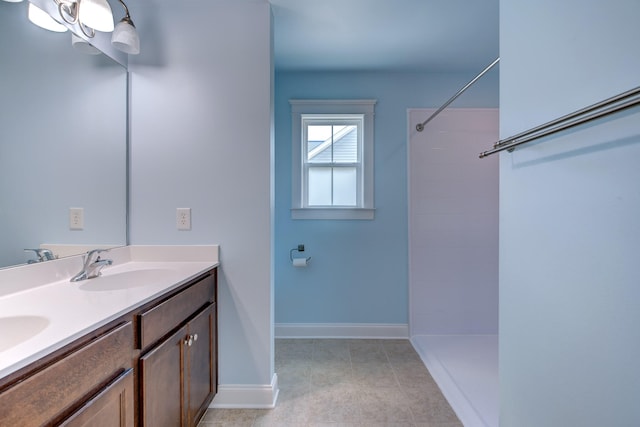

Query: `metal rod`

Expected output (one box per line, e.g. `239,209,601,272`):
479,88,640,158
492,86,640,150
416,57,500,132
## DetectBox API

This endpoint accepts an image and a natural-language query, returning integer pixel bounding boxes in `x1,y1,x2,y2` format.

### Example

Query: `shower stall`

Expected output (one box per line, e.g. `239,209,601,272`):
408,107,499,427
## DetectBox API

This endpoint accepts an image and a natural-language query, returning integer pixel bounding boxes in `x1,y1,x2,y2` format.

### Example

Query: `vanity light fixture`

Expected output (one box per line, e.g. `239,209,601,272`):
111,0,139,54
23,0,140,55
28,2,68,32
54,0,114,38
71,33,101,54
2,0,24,3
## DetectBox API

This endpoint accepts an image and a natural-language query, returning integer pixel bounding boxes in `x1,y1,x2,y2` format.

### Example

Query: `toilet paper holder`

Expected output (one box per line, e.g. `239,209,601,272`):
290,244,311,267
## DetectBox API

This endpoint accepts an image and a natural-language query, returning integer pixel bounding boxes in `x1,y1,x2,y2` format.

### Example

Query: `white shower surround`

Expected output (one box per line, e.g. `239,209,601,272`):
408,108,499,426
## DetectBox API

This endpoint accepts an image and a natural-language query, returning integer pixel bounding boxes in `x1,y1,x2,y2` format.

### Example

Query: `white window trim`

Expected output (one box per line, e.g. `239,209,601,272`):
290,99,376,220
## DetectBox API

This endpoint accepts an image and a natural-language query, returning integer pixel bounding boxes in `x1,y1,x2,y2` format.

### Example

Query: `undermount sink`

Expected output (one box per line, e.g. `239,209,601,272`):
0,315,49,352
78,268,178,292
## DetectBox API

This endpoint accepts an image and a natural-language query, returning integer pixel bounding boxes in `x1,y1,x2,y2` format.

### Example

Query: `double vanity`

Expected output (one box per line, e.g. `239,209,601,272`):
0,245,219,426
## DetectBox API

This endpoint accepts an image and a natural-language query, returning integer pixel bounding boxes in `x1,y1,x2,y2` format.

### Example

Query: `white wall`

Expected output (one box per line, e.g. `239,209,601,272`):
500,1,640,425
409,109,499,335
128,0,274,404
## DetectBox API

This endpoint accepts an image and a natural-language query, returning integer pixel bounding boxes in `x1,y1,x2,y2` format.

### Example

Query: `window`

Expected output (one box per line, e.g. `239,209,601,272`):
290,100,376,220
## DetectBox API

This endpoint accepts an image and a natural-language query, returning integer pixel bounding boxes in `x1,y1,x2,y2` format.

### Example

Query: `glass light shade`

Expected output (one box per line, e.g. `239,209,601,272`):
28,3,68,32
71,33,101,55
2,0,25,3
78,0,114,32
111,19,139,54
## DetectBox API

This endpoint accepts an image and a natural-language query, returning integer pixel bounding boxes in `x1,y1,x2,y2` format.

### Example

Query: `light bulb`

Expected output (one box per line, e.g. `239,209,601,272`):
28,3,68,32
78,0,114,32
111,18,139,54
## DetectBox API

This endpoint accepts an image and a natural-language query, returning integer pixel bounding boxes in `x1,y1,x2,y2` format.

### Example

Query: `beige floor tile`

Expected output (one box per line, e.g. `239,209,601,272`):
383,340,424,362
276,339,314,358
403,384,460,425
199,339,461,427
351,361,397,387
357,385,414,424
347,339,385,351
276,358,312,388
392,359,437,388
349,340,388,363
313,340,351,362
199,407,261,426
309,359,353,385
306,384,362,423
253,395,312,424
307,423,361,427
355,424,416,427
252,420,313,427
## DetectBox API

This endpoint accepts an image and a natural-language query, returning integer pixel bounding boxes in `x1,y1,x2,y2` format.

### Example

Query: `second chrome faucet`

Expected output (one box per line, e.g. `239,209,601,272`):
70,249,113,282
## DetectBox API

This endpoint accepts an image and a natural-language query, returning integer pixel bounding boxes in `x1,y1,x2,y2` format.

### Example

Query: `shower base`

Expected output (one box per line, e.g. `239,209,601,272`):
411,334,498,427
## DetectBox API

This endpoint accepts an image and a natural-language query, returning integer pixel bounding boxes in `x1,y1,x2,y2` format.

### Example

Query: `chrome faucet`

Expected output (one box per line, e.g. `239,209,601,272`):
24,248,56,263
70,249,113,282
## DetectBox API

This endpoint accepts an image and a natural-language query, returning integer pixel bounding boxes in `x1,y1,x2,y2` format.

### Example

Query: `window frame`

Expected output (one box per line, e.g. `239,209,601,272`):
290,99,376,220
303,117,362,208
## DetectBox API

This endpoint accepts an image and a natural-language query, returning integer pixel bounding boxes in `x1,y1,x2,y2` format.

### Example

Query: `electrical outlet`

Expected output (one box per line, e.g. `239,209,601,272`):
69,207,84,230
177,208,191,230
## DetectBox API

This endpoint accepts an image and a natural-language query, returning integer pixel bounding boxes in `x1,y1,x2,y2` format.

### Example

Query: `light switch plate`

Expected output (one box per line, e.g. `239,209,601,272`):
69,207,84,230
177,208,191,230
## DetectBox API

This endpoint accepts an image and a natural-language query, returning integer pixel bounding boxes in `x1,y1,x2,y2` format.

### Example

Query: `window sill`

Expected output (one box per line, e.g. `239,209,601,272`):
291,208,375,220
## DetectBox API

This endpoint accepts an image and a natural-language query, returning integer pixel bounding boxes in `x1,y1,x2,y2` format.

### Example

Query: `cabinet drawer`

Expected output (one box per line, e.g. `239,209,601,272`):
138,274,214,350
0,321,133,427
60,368,135,427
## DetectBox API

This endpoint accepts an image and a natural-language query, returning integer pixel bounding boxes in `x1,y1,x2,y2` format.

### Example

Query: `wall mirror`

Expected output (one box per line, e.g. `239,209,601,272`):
0,1,128,269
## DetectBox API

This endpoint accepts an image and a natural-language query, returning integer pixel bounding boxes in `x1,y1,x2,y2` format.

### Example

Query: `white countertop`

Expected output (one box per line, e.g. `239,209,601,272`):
0,245,219,379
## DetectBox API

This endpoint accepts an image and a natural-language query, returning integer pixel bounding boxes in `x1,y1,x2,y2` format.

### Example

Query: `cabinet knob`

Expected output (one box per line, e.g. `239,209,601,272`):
184,334,198,347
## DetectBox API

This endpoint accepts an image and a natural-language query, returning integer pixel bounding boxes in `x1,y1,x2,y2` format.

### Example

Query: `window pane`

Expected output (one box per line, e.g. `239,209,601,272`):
333,125,358,163
308,167,332,206
307,125,331,163
307,124,359,164
333,167,357,206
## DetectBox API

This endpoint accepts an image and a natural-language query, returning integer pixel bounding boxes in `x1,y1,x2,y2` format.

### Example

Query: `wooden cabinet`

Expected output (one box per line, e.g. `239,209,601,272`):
0,321,134,427
0,268,217,427
139,275,217,427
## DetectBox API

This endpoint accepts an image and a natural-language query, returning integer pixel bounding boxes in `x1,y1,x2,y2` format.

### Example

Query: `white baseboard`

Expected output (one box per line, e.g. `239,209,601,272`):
210,373,279,409
275,323,409,339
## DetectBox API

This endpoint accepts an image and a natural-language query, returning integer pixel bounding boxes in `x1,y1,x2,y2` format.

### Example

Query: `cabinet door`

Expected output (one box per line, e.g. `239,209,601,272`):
140,325,188,427
60,369,134,427
186,303,216,426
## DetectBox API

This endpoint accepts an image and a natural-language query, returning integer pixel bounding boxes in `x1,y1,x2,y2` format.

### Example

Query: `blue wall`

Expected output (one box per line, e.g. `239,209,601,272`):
274,70,498,325
499,1,640,425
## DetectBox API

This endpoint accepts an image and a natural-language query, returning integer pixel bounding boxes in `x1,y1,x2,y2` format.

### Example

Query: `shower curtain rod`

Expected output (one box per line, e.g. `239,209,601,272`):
416,57,500,132
478,85,640,158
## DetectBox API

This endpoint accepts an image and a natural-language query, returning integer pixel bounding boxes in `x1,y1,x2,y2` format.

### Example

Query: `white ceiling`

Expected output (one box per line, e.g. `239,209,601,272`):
269,0,499,73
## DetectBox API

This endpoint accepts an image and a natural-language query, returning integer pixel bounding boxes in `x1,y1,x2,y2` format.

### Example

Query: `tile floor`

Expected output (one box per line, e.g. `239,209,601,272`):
199,339,462,427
